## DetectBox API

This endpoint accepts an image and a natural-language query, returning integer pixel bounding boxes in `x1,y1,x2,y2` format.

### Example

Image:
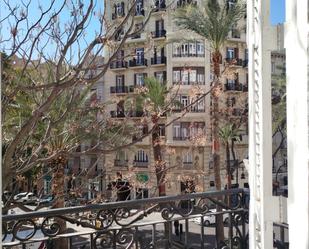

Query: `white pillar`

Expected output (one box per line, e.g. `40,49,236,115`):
247,0,279,248
285,0,309,248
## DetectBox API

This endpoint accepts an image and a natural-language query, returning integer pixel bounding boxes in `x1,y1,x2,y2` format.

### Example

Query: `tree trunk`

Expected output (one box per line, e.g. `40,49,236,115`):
51,156,68,249
226,142,231,191
152,123,166,196
212,52,225,246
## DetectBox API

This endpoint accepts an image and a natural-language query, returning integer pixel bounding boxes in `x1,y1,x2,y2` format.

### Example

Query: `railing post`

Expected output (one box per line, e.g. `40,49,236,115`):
200,216,205,249
228,212,233,248
90,233,94,249
152,224,156,249
135,227,139,249
184,218,189,249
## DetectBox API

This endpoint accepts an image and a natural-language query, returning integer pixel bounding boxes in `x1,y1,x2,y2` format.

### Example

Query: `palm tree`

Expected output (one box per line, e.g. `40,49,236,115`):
174,0,245,245
138,77,168,196
219,124,240,191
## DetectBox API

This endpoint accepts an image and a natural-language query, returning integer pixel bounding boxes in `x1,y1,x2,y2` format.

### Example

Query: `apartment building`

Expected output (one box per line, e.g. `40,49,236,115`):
103,0,249,199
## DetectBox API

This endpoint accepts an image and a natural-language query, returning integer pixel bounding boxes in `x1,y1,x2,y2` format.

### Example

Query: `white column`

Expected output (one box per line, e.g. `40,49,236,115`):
247,0,279,248
285,0,309,248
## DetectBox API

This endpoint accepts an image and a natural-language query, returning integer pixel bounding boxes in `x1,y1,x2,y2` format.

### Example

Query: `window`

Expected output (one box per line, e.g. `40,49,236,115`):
134,150,148,162
135,48,144,64
190,122,205,136
158,124,165,136
227,47,235,59
154,71,166,83
173,68,204,85
271,62,276,73
227,97,236,107
196,42,204,56
134,73,147,86
116,2,125,16
189,70,197,84
191,97,205,112
116,75,125,87
173,123,181,138
189,43,196,55
181,122,190,138
135,0,144,15
181,95,189,107
181,44,189,56
173,70,181,83
115,28,124,41
181,70,189,84
173,44,181,57
183,152,193,163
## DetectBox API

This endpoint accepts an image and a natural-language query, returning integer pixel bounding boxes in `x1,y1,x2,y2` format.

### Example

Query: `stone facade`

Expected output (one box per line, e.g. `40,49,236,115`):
102,0,249,198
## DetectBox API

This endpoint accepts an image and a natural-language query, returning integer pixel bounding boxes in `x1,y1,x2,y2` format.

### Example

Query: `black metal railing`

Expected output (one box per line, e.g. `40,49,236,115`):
110,60,127,69
129,58,147,67
151,56,166,65
151,29,166,38
224,83,248,92
2,189,249,249
110,86,134,94
173,52,205,58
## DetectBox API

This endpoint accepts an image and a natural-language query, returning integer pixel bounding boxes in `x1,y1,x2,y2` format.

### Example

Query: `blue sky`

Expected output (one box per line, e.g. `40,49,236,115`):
1,0,285,57
271,0,285,24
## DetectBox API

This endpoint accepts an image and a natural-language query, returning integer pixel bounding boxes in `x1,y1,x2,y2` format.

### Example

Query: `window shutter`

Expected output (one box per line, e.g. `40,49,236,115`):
122,75,125,85
154,72,157,78
226,47,229,58
134,74,137,86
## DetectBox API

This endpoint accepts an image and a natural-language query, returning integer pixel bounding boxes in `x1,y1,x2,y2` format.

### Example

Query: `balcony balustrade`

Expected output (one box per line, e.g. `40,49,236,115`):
151,56,166,65
225,58,244,66
110,86,134,94
2,189,250,249
133,161,149,167
225,83,248,92
129,58,147,67
151,29,166,38
110,60,127,69
110,110,145,118
114,159,128,167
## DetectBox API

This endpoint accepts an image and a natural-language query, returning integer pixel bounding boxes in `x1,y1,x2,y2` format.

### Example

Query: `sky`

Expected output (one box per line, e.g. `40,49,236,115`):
271,0,285,25
0,0,286,58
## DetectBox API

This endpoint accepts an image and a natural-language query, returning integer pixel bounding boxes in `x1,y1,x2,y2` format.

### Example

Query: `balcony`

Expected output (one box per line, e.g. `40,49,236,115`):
110,60,127,70
129,58,147,67
111,110,146,118
135,9,145,17
183,162,193,169
151,56,166,65
243,59,248,67
224,83,248,92
151,29,166,39
173,136,189,141
177,0,197,7
110,111,125,118
133,161,149,167
173,52,205,58
225,58,244,66
2,189,250,249
110,86,134,94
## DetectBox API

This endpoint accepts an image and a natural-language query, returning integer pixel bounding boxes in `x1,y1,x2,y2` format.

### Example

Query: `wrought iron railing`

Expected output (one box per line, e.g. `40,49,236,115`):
2,189,249,249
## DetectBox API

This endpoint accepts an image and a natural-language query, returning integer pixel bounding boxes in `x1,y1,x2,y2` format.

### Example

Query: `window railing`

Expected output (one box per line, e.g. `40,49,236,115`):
151,29,166,38
129,58,147,67
110,60,127,69
225,83,248,92
2,189,249,249
151,56,166,65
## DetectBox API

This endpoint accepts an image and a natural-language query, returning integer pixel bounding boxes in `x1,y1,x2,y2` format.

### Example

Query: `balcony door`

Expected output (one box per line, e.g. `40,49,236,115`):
136,48,144,65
